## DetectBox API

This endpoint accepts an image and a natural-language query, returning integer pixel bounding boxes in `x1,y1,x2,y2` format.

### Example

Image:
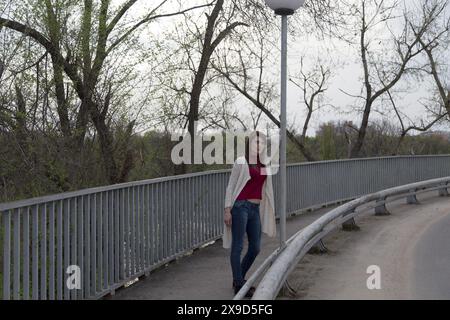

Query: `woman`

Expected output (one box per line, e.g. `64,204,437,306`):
223,131,277,298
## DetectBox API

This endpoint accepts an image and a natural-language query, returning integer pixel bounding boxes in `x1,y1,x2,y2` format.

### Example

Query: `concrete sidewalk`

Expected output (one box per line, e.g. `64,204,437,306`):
111,205,335,300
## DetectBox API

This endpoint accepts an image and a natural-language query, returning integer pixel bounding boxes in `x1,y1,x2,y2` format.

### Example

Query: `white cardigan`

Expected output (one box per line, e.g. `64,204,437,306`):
222,156,277,249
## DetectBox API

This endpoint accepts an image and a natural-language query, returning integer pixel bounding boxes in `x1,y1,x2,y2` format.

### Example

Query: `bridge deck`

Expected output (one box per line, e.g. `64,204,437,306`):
111,191,450,300
111,206,332,300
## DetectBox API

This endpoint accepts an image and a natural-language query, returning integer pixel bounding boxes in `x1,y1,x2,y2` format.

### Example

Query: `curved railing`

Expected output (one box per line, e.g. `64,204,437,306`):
234,176,450,300
1,155,450,300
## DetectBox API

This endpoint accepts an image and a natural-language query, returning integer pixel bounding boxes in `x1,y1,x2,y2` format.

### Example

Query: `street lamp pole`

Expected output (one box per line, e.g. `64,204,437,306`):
447,84,450,110
265,0,304,248
280,14,288,248
446,83,450,99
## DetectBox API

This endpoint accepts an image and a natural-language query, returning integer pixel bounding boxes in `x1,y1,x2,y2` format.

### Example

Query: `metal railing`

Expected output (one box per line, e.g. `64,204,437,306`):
243,176,450,300
1,155,450,300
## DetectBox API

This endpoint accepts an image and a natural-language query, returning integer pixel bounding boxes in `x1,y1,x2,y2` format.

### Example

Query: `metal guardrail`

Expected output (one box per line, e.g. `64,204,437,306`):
0,170,231,300
242,176,450,300
1,155,450,300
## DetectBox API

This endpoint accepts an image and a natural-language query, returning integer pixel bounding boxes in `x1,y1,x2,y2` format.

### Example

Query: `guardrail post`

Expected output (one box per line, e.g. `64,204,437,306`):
342,208,360,231
406,189,420,204
308,239,328,254
374,198,390,216
438,183,449,197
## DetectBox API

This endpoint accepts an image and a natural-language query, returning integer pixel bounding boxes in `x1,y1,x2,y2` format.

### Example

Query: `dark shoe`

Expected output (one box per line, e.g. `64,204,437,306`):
233,280,255,298
243,280,256,296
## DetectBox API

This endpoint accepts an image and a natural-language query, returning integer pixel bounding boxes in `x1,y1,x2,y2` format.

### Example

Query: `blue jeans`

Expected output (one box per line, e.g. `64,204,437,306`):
230,200,262,287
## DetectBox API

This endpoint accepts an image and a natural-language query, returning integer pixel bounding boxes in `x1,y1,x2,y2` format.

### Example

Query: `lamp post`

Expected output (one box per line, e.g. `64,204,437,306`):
265,0,305,248
446,82,450,107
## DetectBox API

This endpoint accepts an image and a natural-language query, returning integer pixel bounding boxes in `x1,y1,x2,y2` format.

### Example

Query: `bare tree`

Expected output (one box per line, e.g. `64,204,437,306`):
290,57,332,156
336,0,449,158
385,0,450,153
0,0,212,182
414,1,450,117
154,0,269,173
186,0,247,170
213,24,325,161
384,89,447,154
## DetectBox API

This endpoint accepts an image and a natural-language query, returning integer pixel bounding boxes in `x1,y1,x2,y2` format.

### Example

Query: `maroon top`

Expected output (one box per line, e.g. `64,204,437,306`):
236,165,267,201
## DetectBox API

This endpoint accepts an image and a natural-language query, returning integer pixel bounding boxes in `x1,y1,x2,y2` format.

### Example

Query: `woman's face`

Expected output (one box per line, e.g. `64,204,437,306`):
249,136,266,159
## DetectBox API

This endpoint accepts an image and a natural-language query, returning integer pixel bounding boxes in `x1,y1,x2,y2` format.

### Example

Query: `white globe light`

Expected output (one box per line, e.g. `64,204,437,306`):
265,0,305,15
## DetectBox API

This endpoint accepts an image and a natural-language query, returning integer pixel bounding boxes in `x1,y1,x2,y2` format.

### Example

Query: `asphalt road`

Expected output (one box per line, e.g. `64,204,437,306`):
413,212,450,299
285,191,450,300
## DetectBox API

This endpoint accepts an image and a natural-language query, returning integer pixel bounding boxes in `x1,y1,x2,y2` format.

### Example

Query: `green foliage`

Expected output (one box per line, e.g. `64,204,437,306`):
319,124,336,160
1,120,450,204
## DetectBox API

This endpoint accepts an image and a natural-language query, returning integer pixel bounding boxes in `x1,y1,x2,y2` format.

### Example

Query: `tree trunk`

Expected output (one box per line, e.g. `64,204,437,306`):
350,101,372,158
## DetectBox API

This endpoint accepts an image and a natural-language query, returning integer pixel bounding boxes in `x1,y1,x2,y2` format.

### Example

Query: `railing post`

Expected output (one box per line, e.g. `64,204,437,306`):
3,211,11,300
374,197,390,216
308,239,328,254
438,183,449,197
342,208,360,231
406,189,420,204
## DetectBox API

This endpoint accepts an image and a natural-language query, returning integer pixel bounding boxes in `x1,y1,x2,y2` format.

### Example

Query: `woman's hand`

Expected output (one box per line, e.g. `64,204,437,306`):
224,208,232,227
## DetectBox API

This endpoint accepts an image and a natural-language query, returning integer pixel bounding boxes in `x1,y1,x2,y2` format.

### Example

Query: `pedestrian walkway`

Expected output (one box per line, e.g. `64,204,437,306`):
112,205,333,300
